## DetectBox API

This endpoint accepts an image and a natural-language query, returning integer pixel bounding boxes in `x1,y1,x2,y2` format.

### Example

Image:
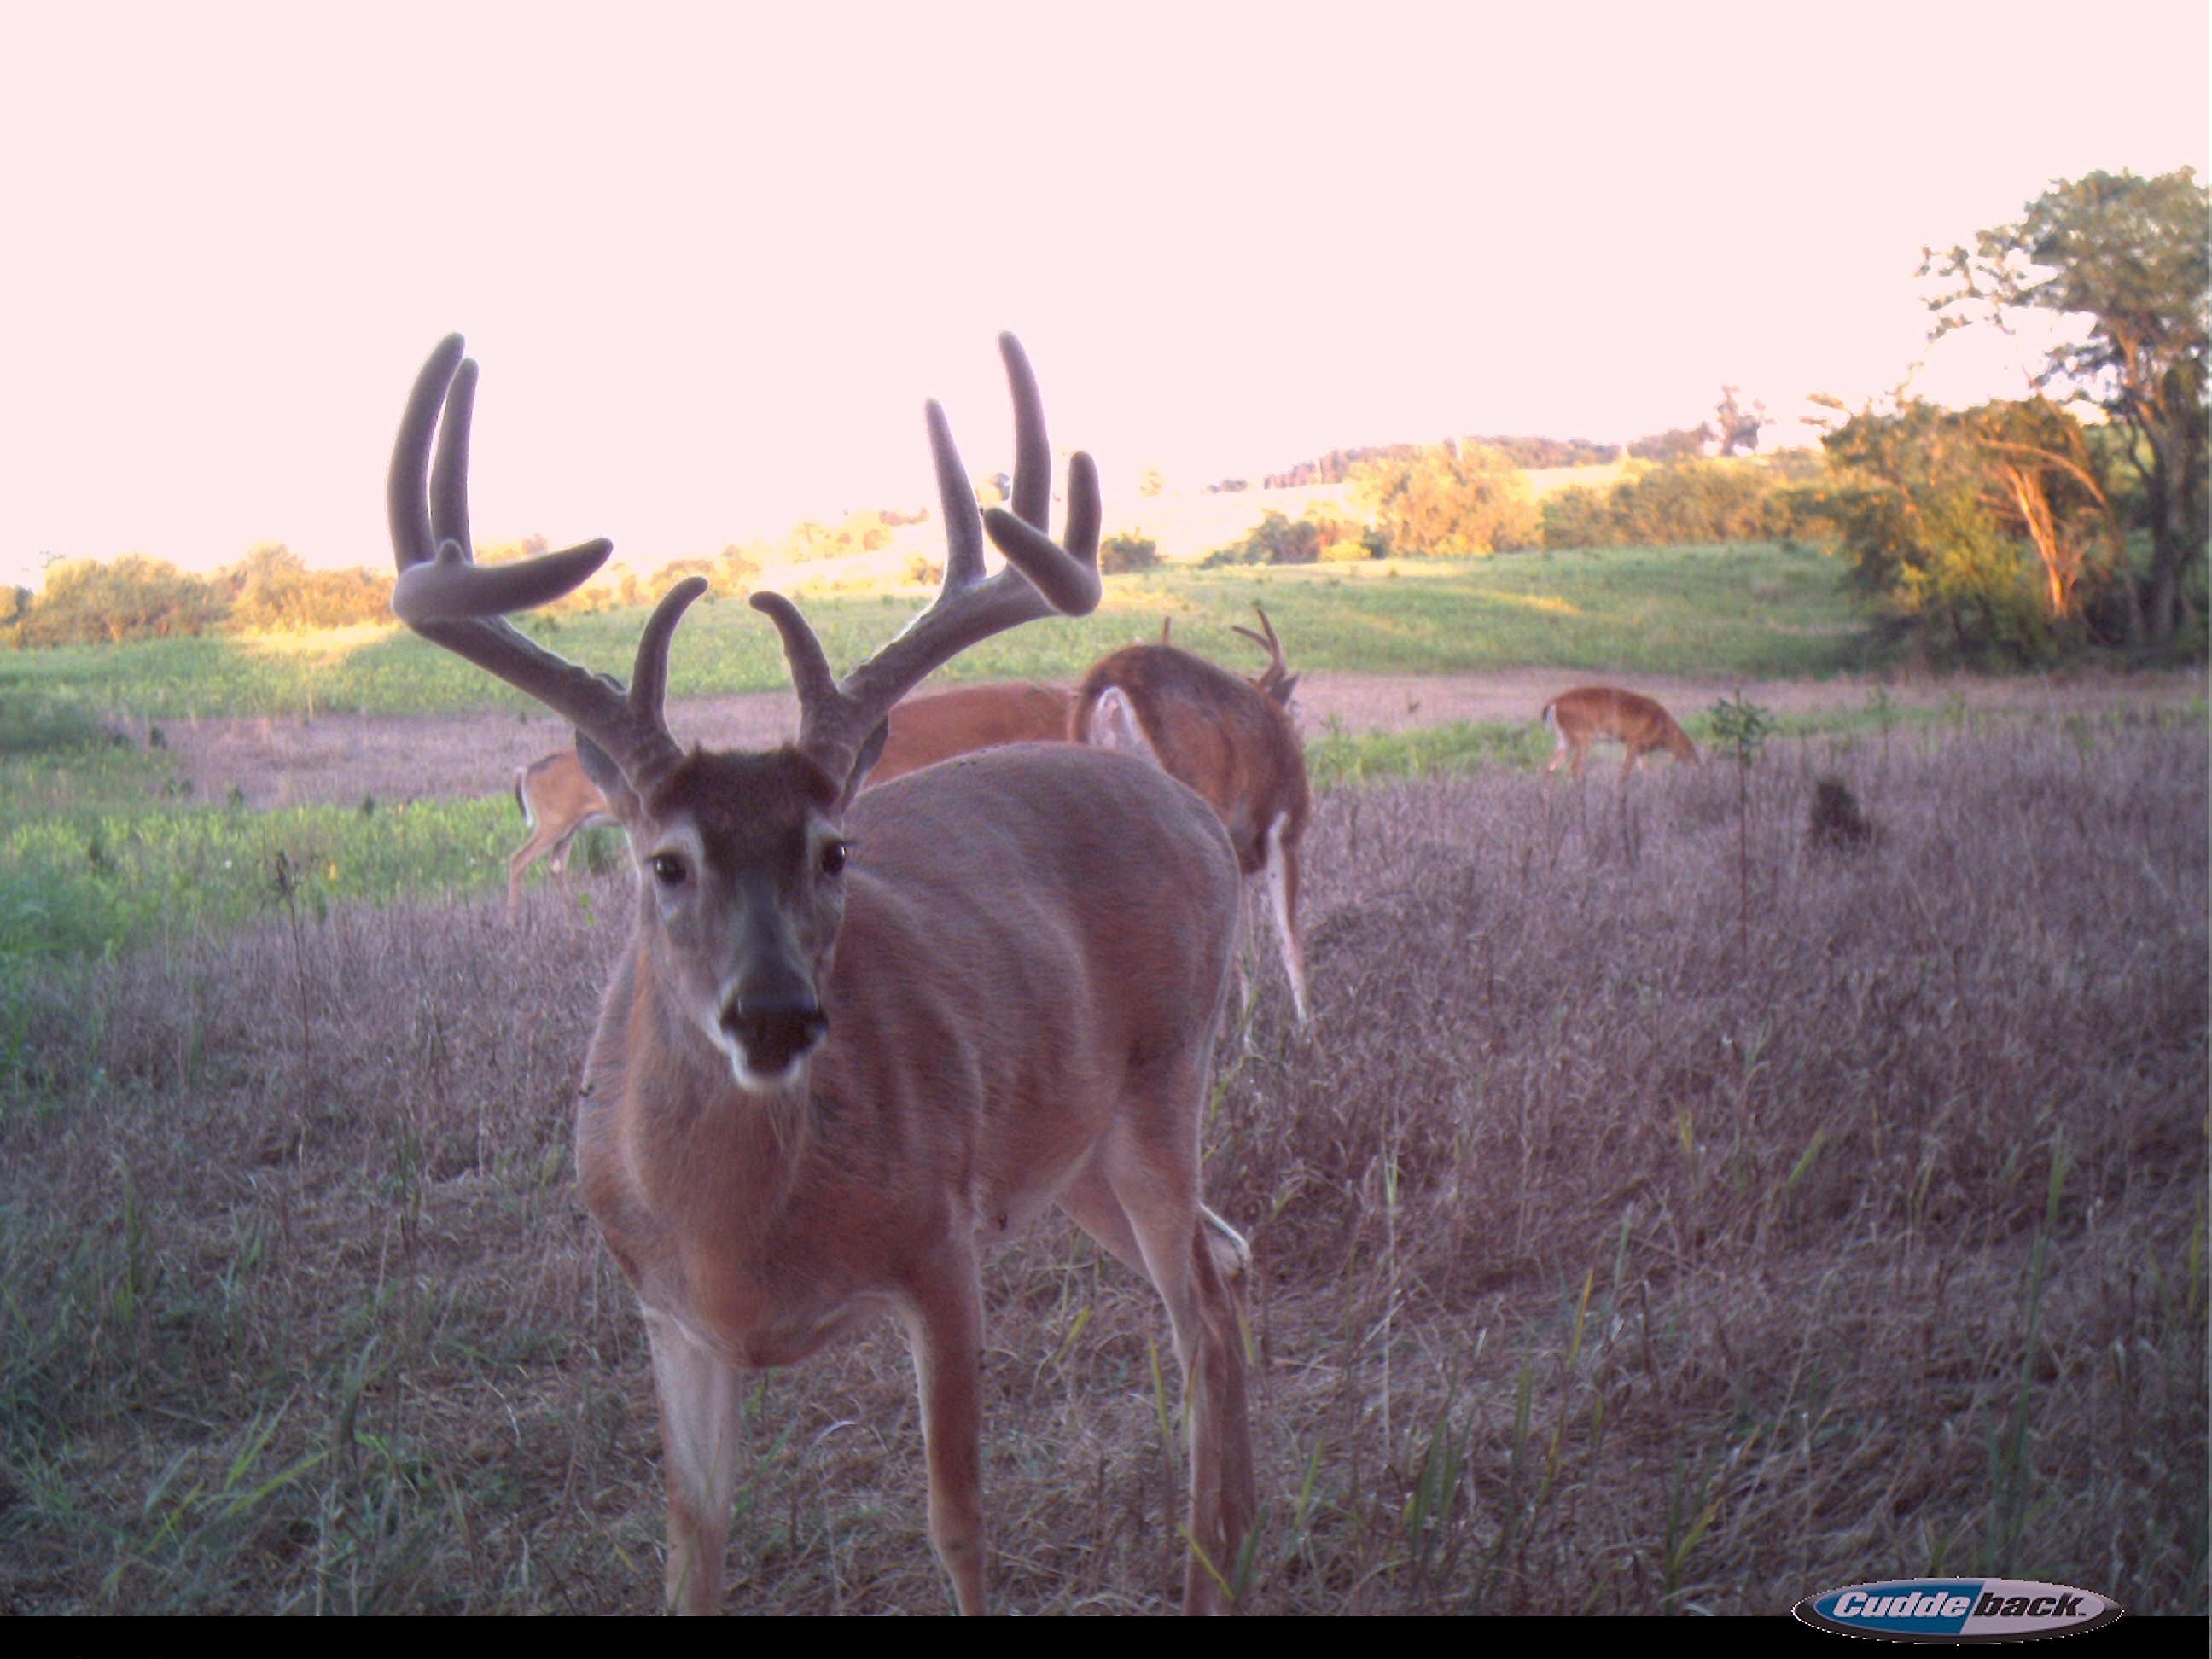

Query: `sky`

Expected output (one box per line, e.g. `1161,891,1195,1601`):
3,1,2204,591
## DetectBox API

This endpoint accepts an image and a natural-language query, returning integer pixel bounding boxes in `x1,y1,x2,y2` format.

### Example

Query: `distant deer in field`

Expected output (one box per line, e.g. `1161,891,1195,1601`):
508,683,1075,911
1074,607,1310,1027
508,749,618,916
1540,686,1701,779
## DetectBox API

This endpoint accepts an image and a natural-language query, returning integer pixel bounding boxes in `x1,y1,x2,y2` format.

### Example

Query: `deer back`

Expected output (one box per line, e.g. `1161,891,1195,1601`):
864,681,1075,788
1072,643,1309,876
1546,685,1697,760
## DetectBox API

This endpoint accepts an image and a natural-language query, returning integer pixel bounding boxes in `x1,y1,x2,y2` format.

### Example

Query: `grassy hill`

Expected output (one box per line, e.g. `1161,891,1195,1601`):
0,542,1873,723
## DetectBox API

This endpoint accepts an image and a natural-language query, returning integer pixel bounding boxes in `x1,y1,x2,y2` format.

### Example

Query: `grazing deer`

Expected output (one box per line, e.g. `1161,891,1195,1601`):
507,748,618,916
388,333,1254,1615
505,682,1074,911
1540,685,1701,779
1073,607,1310,1027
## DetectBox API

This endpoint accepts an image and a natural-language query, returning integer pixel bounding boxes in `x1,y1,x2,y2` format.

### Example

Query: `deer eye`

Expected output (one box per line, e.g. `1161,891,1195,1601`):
650,853,688,887
820,840,849,877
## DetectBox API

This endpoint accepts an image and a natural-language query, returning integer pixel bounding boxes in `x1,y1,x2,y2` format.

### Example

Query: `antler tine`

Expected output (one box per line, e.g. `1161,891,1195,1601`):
429,355,478,563
1231,603,1289,680
391,342,614,626
1002,332,1051,533
626,578,710,731
926,399,987,589
757,337,1102,790
390,333,464,573
387,335,688,789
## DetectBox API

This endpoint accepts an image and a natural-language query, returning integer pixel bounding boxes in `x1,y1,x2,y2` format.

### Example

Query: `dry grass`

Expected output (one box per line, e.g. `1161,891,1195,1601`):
1,718,2202,1615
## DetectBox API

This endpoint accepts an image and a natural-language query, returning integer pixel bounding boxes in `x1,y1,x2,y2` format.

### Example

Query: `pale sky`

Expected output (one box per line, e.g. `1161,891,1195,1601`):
3,1,2204,591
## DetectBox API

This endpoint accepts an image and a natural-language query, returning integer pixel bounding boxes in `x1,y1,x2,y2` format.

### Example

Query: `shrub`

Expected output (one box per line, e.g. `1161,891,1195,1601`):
1542,457,1800,550
1350,441,1540,556
1099,533,1159,575
16,556,229,647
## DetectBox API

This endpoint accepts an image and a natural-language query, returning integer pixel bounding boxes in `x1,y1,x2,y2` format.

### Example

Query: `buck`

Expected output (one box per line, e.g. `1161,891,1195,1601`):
388,333,1255,1615
504,682,1074,911
1073,608,1310,1027
1540,685,1702,779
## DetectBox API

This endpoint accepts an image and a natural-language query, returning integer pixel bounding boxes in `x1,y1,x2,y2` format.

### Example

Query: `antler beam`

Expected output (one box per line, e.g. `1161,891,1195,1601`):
387,335,701,790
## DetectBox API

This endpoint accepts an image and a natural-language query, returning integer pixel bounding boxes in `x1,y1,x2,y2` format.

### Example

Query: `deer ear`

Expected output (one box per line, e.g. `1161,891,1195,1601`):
575,730,643,819
837,719,891,811
1272,673,1301,708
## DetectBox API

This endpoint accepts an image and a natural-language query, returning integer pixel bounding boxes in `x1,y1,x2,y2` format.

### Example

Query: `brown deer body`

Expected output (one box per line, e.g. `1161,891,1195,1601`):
390,334,1254,1615
1073,613,1310,1026
1541,685,1701,779
864,678,1074,786
507,749,617,915
505,682,1074,911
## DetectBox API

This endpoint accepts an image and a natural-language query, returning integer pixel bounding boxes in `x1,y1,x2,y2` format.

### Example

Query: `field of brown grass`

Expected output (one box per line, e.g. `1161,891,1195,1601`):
1,714,2203,1615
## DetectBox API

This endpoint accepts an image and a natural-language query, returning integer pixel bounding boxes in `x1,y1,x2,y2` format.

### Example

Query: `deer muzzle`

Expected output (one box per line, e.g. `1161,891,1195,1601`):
717,987,827,1089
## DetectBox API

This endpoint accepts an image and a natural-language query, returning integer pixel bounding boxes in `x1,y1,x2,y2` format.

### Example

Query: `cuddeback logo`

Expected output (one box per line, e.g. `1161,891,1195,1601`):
1794,1579,2122,1642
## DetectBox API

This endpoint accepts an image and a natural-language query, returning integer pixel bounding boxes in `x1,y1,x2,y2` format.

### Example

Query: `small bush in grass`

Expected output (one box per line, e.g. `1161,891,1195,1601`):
1099,533,1159,574
1807,776,1877,853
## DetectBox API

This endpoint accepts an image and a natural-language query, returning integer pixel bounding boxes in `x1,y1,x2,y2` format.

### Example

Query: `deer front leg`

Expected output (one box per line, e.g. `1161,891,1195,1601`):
901,1263,988,1615
645,1311,747,1615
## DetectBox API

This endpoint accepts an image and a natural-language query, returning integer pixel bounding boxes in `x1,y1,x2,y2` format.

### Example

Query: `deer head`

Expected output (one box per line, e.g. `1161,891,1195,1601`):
389,333,1100,1091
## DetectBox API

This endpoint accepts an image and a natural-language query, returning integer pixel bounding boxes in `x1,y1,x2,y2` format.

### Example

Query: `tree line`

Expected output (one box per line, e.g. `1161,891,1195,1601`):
1208,167,2208,661
11,171,2200,663
2,502,941,650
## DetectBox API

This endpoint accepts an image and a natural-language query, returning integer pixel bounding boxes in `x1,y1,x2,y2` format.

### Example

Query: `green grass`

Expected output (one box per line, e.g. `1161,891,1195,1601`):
8,687,2200,965
1304,696,2209,789
0,783,521,962
1,543,1874,720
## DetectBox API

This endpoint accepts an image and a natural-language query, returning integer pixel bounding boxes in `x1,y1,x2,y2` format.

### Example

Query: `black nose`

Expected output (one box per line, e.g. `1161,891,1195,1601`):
720,996,827,1074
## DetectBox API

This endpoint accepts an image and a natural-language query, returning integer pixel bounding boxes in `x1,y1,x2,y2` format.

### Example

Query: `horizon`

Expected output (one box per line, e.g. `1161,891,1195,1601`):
4,2,2204,594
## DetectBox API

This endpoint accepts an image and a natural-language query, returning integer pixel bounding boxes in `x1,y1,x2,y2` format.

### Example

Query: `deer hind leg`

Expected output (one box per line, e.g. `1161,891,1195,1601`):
546,826,583,882
899,1263,988,1615
1081,1115,1255,1615
644,1311,748,1615
1260,814,1308,1028
507,829,556,917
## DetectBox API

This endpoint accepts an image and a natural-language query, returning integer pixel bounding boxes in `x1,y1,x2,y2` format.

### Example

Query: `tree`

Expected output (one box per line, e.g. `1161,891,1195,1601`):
1712,387,1764,457
1099,533,1159,574
1965,399,2124,627
20,556,228,646
1807,398,2129,660
1922,168,2209,643
1350,440,1540,556
1629,424,1712,463
1204,510,1324,566
1540,457,1796,550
